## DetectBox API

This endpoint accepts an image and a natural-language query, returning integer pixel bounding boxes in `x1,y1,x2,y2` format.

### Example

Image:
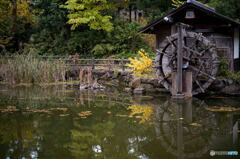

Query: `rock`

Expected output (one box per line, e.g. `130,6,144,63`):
209,79,225,91
220,85,240,95
80,84,88,90
92,82,105,90
129,78,141,89
227,79,234,85
80,82,105,90
133,87,145,95
141,83,155,92
124,87,132,92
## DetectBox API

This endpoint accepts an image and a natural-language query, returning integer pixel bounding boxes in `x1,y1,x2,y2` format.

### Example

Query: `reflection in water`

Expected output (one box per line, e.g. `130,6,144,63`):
128,105,153,124
0,86,239,159
154,98,240,159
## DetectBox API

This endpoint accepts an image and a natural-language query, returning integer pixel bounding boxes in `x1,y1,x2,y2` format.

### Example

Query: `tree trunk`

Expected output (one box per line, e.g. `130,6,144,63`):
129,5,132,22
11,0,17,34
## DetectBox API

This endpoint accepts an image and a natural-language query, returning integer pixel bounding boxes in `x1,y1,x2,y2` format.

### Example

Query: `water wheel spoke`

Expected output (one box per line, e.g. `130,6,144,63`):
189,65,215,80
183,46,202,56
185,37,198,50
167,55,177,67
164,73,171,80
195,80,205,93
156,49,173,58
199,45,213,55
166,37,177,48
194,61,204,78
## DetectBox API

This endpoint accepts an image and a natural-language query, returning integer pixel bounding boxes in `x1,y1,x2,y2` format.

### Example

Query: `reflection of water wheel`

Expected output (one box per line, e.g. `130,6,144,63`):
154,99,216,158
155,31,219,95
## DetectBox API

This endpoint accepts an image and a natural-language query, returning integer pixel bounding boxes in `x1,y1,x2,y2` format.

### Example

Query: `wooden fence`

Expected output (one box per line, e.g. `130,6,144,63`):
64,58,130,71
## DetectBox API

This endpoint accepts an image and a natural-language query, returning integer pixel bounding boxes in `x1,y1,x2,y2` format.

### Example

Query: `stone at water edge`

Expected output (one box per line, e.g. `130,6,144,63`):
92,82,105,90
133,87,146,95
124,87,132,92
80,84,89,90
129,78,141,89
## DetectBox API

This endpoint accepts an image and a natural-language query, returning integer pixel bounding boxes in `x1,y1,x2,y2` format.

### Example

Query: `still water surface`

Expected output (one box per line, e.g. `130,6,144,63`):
0,85,239,159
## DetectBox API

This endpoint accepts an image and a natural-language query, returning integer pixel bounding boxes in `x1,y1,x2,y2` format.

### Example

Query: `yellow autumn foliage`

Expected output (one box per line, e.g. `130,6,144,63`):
17,0,32,23
127,49,153,76
128,105,153,124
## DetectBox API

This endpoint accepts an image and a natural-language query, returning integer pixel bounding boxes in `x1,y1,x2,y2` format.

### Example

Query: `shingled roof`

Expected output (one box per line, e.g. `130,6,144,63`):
140,0,240,33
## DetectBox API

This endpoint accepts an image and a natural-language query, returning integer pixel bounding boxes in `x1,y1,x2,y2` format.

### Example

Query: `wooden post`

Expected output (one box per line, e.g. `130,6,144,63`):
87,67,93,85
79,68,83,84
91,58,95,69
177,24,183,94
108,59,111,71
173,24,185,99
121,58,125,71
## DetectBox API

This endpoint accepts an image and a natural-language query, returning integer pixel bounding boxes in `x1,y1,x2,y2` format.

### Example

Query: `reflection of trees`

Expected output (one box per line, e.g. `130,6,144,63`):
0,114,42,159
2,85,239,158
66,121,115,158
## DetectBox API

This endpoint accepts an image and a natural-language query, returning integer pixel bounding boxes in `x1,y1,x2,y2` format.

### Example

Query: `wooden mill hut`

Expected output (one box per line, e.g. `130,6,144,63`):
140,0,240,71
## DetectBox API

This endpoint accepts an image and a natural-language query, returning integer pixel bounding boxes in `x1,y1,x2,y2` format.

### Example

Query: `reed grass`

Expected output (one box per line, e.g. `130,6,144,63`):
0,54,68,84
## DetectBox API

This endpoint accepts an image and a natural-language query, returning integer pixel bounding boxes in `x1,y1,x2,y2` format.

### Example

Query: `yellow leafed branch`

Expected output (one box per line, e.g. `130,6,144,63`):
127,49,153,76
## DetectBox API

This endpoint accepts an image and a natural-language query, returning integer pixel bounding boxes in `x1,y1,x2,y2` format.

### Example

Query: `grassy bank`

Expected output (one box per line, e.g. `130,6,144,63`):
0,54,69,84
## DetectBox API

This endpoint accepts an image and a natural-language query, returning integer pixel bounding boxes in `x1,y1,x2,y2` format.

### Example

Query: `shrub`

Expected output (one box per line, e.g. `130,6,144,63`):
126,49,153,77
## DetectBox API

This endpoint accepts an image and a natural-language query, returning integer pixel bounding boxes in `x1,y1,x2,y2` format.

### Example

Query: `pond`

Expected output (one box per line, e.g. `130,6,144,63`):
0,85,239,159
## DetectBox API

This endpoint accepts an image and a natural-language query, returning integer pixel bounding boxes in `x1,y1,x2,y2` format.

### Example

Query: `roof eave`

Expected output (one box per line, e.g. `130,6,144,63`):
140,1,240,33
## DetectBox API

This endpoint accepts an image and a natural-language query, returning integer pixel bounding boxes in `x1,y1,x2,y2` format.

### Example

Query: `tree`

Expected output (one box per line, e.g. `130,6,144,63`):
62,0,114,32
0,0,33,53
209,0,240,21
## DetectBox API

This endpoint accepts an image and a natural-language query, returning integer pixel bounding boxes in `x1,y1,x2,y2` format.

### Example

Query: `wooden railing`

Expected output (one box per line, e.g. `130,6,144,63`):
65,58,130,71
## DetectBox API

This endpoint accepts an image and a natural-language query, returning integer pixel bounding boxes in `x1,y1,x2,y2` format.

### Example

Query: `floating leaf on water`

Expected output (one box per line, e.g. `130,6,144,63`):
59,114,70,117
107,111,111,115
116,114,128,117
0,106,18,113
78,111,92,118
26,109,51,114
190,123,202,127
49,108,68,112
205,106,240,112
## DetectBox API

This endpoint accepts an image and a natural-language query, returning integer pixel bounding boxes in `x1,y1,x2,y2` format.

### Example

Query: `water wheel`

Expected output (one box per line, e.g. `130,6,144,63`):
155,31,219,95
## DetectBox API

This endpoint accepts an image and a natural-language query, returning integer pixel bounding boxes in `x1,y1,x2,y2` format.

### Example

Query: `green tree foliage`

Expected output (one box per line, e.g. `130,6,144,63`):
23,0,148,57
128,0,172,20
172,0,184,8
0,0,33,53
24,0,70,55
62,0,114,32
209,0,240,21
0,0,157,56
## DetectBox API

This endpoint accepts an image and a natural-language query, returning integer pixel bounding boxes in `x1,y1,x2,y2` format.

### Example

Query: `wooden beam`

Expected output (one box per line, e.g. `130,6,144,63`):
177,24,183,94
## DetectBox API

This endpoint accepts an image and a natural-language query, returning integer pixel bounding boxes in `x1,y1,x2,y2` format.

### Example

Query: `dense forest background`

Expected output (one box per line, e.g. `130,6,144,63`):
0,0,239,58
